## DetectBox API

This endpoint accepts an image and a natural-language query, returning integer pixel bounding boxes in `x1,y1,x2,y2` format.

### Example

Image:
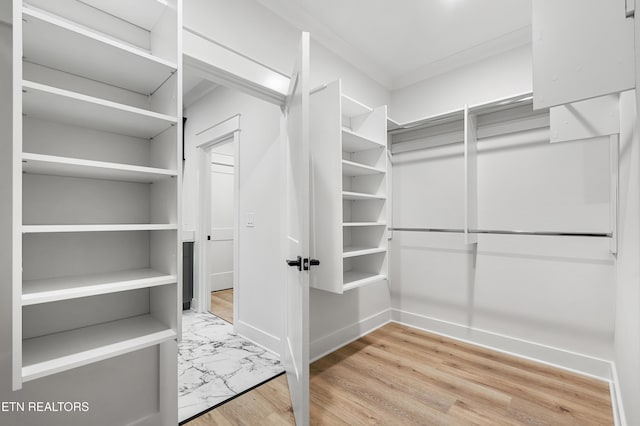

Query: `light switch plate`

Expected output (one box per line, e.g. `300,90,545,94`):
246,212,255,227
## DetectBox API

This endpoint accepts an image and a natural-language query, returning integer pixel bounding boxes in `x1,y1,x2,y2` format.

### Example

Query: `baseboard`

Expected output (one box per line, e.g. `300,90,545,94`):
610,362,627,426
310,309,391,362
126,412,162,426
235,319,281,356
391,309,613,381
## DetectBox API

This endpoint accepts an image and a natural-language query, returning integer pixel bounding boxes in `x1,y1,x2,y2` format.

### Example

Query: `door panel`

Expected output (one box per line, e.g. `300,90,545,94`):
208,141,234,293
283,32,310,426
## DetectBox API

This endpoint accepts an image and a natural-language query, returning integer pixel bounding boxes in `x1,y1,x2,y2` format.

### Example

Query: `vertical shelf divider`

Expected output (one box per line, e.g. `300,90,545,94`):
464,105,478,245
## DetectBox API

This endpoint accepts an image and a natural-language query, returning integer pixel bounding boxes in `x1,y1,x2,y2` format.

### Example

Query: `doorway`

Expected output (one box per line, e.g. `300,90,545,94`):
178,92,285,423
206,137,236,324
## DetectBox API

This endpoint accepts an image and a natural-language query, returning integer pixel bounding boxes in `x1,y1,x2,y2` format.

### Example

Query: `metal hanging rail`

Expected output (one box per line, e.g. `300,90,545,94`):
388,227,612,238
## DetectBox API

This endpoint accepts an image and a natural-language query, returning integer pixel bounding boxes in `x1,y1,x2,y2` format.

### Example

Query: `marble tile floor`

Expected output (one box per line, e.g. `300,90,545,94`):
178,311,284,423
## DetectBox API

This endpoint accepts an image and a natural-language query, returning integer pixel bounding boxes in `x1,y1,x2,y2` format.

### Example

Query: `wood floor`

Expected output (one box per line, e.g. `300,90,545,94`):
186,322,613,425
210,289,234,324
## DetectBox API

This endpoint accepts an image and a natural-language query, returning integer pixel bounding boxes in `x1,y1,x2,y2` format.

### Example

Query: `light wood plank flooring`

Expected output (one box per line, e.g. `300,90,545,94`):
210,289,234,324
186,322,613,425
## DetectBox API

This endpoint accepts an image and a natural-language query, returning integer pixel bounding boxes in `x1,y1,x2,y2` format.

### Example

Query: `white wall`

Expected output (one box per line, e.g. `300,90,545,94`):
390,45,533,122
183,0,392,358
388,47,618,378
612,19,640,422
0,21,163,426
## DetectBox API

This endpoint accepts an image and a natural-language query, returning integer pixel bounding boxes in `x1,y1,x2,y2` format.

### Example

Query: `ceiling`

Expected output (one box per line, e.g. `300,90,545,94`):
255,0,532,89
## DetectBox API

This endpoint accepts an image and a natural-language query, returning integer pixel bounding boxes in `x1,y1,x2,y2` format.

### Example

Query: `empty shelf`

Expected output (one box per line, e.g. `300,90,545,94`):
343,222,387,227
23,269,177,306
23,7,177,94
342,160,385,176
74,0,169,31
342,128,385,152
22,80,177,139
343,272,387,291
22,314,176,383
341,94,372,118
22,224,178,233
343,247,387,258
22,153,177,183
342,191,386,201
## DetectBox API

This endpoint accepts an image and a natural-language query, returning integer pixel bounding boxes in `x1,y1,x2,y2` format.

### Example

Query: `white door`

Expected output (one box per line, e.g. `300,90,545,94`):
208,140,235,293
283,32,311,426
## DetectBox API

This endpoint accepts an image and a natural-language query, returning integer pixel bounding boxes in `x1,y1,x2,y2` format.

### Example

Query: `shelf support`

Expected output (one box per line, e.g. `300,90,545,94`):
464,105,478,245
610,134,619,255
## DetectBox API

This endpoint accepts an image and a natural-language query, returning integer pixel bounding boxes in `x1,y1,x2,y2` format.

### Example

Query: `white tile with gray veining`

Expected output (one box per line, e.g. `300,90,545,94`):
178,311,283,422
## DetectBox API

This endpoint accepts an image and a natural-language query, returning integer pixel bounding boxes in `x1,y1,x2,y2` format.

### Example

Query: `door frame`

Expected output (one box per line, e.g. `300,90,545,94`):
195,114,241,325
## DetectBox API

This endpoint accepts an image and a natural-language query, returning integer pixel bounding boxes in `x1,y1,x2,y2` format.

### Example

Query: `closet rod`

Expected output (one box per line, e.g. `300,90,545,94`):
389,228,612,238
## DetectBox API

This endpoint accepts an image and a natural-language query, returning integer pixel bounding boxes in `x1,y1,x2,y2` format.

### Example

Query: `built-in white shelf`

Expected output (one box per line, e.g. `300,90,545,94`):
343,271,387,291
342,128,385,152
22,224,178,233
343,247,386,258
343,222,387,227
22,153,177,183
342,160,385,176
311,80,388,295
22,6,177,95
22,269,176,306
341,94,372,118
22,80,177,139
342,191,386,201
74,0,170,31
22,314,176,383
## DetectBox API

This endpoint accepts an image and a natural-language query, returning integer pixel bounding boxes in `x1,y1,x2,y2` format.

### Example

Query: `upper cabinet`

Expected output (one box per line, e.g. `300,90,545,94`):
532,0,634,109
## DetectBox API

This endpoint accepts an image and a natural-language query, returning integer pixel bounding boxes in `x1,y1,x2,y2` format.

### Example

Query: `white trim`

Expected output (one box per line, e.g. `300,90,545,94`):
611,362,627,426
235,320,282,355
195,116,240,316
391,309,613,381
231,132,240,327
610,134,619,255
310,309,391,362
125,412,162,426
182,28,287,106
195,114,241,148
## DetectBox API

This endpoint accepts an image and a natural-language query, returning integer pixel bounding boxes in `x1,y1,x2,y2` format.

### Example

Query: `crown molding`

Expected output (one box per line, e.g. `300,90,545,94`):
392,26,532,90
254,0,531,93
254,0,394,89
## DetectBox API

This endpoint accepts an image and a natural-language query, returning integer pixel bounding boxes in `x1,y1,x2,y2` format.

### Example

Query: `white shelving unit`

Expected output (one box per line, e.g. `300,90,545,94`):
343,222,387,227
342,159,385,176
22,314,176,382
22,153,178,183
310,80,388,293
23,269,177,306
22,5,177,94
22,80,177,139
22,224,179,233
13,0,181,423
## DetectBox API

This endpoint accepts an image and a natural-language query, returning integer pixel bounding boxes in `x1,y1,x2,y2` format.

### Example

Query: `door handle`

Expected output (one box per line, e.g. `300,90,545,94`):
303,258,320,271
286,256,302,271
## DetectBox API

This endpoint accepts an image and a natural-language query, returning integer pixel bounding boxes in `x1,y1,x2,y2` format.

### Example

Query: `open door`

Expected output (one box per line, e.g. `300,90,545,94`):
282,32,311,425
